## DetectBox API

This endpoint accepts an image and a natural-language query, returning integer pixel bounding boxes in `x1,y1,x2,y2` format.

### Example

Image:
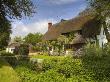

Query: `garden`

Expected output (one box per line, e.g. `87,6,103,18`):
0,0,110,82
0,44,110,82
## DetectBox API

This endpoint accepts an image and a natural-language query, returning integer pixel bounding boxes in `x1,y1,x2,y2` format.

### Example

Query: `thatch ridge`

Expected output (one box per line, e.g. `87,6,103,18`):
42,14,95,40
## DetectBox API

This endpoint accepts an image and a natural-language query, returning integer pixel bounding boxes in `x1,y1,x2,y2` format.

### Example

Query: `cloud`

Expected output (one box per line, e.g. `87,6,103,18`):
11,19,57,37
47,0,78,5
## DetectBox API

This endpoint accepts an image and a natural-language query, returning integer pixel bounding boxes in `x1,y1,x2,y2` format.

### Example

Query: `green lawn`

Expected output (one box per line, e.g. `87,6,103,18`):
31,55,65,60
0,58,21,82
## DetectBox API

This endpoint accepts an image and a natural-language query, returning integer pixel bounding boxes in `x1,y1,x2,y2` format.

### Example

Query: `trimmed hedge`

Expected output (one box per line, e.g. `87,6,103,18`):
0,51,18,66
0,51,15,56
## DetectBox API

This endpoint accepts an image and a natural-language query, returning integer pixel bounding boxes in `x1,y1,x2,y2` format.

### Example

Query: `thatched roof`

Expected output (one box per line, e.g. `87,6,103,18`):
54,15,94,33
70,34,86,44
7,42,20,48
42,14,95,41
42,27,60,40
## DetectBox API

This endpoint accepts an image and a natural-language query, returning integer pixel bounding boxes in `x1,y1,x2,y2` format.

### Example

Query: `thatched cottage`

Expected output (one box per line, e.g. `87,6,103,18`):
6,42,20,54
42,9,108,55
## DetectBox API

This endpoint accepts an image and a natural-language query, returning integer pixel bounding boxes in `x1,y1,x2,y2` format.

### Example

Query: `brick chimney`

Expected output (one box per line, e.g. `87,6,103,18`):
48,22,52,30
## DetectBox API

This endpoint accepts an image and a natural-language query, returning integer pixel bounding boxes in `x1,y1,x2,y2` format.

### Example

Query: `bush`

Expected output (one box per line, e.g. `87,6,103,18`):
15,66,38,82
14,44,110,82
15,60,66,82
15,55,110,82
0,51,15,56
35,69,66,82
19,44,29,56
15,60,39,82
0,51,18,66
84,43,110,57
3,56,18,66
42,58,58,71
37,57,95,81
82,44,110,81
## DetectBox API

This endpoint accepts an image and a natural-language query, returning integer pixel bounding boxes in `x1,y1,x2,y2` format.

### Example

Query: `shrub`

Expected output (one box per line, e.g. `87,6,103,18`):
84,43,110,57
41,55,110,82
0,51,15,56
35,69,66,82
15,65,38,82
15,44,110,82
42,58,58,71
15,60,40,82
3,56,18,66
0,52,18,66
82,44,110,81
18,44,29,56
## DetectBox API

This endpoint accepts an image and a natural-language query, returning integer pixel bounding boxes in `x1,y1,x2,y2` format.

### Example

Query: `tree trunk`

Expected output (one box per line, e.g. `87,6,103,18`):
103,26,110,42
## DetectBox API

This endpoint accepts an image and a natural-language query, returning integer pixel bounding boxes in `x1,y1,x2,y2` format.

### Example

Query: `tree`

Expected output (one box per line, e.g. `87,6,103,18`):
0,0,35,49
87,0,110,42
24,33,43,46
19,44,29,56
87,0,110,19
13,36,23,43
0,0,35,20
0,19,11,49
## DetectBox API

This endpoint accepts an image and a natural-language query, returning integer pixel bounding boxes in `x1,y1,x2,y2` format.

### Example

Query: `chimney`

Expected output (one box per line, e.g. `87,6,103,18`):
48,22,52,30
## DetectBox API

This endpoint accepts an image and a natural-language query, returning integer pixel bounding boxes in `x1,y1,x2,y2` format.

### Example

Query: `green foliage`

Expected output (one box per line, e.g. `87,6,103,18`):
15,60,66,82
35,69,66,82
32,45,44,52
84,43,110,57
0,58,20,82
87,0,110,24
87,0,110,19
15,57,94,82
13,36,23,43
82,44,110,81
0,0,35,19
15,60,39,82
24,33,43,46
87,0,110,41
31,55,64,60
0,51,18,66
42,58,59,71
0,19,11,49
0,0,35,49
14,44,110,82
19,44,29,56
0,51,15,56
3,56,18,66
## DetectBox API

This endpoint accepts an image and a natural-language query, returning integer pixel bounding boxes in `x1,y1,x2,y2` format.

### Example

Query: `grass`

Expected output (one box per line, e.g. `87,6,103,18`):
31,55,65,60
0,58,21,82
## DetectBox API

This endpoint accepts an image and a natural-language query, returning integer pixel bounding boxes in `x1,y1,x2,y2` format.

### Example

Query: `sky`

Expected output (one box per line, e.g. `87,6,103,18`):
11,0,88,38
